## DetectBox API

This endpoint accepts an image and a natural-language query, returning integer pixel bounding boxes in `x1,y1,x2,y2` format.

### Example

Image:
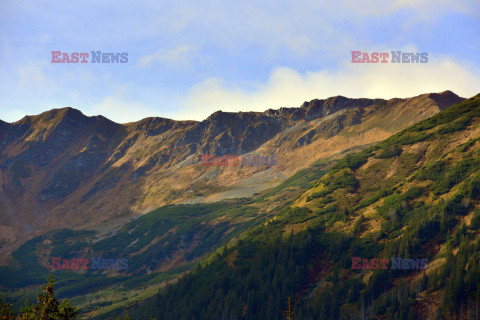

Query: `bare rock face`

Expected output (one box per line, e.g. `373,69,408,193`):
425,90,464,109
0,91,465,256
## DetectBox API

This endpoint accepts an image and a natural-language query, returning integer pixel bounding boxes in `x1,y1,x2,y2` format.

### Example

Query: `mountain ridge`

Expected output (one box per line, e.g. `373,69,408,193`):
0,91,464,265
1,90,459,126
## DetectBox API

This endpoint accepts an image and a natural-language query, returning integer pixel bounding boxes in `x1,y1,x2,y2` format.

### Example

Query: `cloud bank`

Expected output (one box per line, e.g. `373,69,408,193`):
177,57,480,121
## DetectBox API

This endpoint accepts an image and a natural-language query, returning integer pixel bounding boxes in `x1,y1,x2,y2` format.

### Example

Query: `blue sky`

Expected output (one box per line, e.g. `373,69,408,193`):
0,0,479,123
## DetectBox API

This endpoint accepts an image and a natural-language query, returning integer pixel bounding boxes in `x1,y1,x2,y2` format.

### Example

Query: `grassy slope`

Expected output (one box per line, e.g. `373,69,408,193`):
1,134,348,319
0,200,266,317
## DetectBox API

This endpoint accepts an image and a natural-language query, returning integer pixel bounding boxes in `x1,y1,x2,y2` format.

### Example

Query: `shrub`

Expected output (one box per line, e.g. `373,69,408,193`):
332,151,372,170
469,209,480,230
437,116,471,134
415,160,446,181
375,145,402,159
404,186,427,200
431,158,480,195
326,170,358,192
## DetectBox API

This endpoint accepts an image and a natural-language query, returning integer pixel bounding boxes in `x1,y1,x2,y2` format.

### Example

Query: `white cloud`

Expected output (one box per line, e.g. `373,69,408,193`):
176,57,480,121
137,45,199,68
86,94,158,124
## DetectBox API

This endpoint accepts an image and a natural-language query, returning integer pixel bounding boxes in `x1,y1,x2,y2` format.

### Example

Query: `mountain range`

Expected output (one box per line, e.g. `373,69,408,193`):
0,91,462,255
0,90,471,319
134,92,480,320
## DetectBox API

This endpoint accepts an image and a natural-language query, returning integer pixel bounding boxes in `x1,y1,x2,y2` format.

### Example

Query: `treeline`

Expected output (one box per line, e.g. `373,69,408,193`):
129,232,315,320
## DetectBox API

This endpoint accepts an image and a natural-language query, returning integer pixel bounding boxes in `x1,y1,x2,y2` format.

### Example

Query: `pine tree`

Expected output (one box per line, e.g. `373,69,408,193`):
280,297,295,320
34,275,60,319
0,294,15,319
0,275,79,319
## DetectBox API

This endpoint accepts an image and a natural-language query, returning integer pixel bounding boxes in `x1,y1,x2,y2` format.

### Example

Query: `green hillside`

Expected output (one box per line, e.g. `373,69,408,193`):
0,200,271,318
124,94,480,319
0,153,338,319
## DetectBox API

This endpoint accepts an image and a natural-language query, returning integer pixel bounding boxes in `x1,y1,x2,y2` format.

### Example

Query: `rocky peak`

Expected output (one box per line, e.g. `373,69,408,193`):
133,117,175,136
190,110,286,155
203,111,273,135
30,107,88,127
425,90,463,110
301,96,384,121
204,110,242,126
323,96,382,116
